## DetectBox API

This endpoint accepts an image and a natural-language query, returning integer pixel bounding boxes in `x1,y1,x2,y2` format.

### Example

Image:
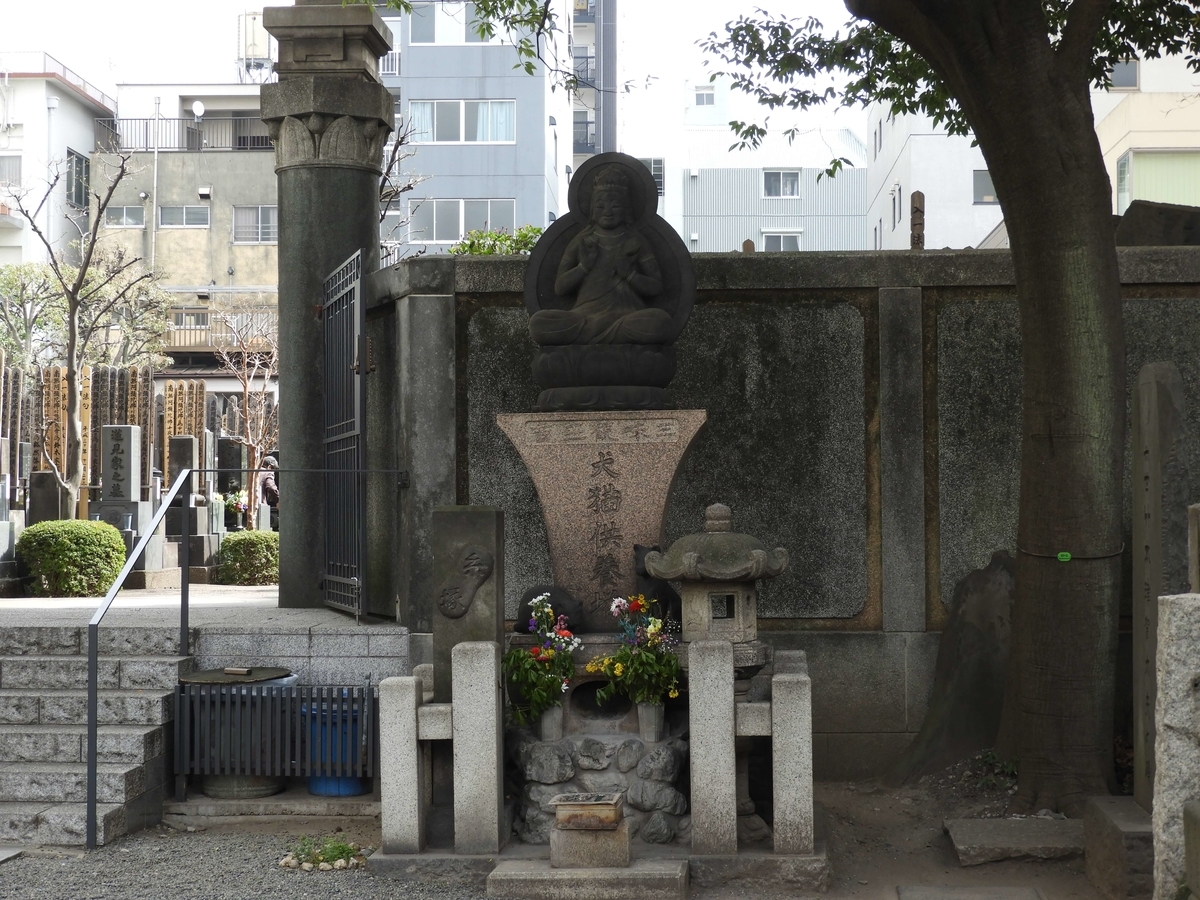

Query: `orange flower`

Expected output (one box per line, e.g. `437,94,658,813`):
629,600,642,613
555,628,573,639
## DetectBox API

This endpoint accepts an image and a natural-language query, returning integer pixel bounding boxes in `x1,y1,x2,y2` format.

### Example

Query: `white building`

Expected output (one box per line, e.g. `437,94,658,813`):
0,52,116,265
870,54,1200,251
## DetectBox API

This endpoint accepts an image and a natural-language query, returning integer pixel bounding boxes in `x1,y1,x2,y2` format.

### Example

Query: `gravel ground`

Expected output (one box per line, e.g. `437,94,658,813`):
0,826,488,900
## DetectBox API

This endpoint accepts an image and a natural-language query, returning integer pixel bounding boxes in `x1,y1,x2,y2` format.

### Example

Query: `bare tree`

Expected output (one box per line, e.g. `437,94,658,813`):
1,152,157,510
378,117,427,260
212,303,279,529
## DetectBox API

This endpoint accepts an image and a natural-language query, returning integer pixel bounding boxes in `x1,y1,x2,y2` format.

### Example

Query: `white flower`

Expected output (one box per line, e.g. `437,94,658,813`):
560,681,569,692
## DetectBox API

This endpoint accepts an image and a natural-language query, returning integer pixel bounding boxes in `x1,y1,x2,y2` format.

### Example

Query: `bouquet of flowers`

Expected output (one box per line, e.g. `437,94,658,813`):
224,490,249,514
501,593,583,726
586,594,681,705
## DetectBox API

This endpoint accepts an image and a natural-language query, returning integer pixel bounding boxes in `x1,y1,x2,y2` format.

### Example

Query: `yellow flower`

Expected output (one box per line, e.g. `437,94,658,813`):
543,648,555,659
585,660,599,673
613,663,624,677
669,689,679,699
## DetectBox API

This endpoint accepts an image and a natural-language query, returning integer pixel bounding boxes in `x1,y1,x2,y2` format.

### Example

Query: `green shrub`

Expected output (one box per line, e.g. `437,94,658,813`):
218,530,279,585
17,520,126,597
448,224,543,256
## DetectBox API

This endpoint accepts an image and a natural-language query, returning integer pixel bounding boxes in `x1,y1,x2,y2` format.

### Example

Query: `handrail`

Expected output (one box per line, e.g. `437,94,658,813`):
86,467,193,850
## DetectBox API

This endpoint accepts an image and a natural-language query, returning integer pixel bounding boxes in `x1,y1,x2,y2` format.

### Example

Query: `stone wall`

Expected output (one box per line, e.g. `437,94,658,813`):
369,246,1200,779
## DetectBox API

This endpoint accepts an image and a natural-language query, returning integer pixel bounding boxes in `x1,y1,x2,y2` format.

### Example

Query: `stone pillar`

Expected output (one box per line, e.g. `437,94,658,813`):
879,287,926,632
262,0,394,608
1152,593,1200,900
1131,362,1190,811
379,676,425,854
1189,504,1199,592
773,665,814,855
689,640,737,855
451,641,504,854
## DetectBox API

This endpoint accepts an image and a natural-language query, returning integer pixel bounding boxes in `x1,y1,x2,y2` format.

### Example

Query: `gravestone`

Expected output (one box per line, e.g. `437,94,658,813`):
498,411,706,632
1189,504,1199,592
430,506,504,703
165,435,207,536
26,472,70,525
1131,362,1191,812
91,425,163,569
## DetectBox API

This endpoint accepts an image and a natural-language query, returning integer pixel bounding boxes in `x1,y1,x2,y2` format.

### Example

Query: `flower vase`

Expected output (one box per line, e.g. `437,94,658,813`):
638,701,665,743
540,705,564,741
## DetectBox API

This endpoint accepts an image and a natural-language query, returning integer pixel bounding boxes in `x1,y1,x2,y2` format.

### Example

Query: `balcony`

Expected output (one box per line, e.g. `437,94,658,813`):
573,121,596,155
573,55,596,85
166,307,279,350
573,0,596,22
95,118,272,153
0,52,116,113
0,204,22,230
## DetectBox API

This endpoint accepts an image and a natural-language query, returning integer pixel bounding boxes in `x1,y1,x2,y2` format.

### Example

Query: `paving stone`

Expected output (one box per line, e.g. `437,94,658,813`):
1085,796,1152,900
944,817,1084,866
487,858,687,900
897,889,1044,900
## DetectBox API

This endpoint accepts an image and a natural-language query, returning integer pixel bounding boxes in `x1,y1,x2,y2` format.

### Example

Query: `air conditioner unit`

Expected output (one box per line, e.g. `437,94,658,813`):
198,184,213,200
689,233,699,242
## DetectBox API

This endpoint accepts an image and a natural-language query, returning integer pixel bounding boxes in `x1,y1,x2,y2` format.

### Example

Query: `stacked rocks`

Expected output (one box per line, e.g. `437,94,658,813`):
508,730,691,845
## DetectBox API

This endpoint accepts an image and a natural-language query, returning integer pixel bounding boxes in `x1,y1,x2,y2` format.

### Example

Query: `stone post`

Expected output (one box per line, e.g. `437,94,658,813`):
879,287,926,632
1189,504,1199,592
773,666,814,855
451,641,504,854
379,676,425,854
1131,362,1191,811
689,640,737,855
262,1,394,608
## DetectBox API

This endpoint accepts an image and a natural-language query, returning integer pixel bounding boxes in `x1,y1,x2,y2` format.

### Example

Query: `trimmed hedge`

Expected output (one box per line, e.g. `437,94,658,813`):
17,520,126,597
218,530,279,585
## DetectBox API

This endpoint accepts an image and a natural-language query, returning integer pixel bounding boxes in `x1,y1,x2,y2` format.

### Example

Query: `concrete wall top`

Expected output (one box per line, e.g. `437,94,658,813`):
368,247,1200,304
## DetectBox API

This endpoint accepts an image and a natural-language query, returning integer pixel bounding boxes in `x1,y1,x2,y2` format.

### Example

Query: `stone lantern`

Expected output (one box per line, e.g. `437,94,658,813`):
643,503,787,670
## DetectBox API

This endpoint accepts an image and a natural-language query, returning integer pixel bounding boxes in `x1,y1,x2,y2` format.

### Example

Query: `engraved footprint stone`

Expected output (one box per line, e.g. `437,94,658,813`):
436,545,495,618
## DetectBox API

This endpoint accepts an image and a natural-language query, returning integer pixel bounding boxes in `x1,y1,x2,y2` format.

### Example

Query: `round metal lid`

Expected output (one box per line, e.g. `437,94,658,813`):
178,666,292,685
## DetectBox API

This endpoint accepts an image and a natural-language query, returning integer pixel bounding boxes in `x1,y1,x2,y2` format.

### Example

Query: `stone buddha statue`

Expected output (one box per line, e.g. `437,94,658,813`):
530,166,674,346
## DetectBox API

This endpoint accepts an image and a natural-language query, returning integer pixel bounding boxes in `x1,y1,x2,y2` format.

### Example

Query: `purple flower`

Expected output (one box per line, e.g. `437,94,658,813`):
544,640,552,649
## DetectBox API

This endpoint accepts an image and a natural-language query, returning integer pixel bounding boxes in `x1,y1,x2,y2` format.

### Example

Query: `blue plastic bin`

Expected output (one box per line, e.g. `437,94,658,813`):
305,694,370,797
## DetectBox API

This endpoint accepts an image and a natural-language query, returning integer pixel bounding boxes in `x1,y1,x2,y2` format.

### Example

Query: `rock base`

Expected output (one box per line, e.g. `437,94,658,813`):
486,859,687,900
944,817,1084,866
1085,796,1153,900
550,820,630,868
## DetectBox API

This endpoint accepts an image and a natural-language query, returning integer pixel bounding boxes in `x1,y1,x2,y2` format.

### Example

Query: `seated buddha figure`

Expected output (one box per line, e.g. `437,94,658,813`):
530,166,674,345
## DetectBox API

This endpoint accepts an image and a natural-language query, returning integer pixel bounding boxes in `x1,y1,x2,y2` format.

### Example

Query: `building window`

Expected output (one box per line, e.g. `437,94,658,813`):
233,205,278,242
409,100,515,143
409,2,498,44
638,158,665,196
105,206,145,228
1117,152,1131,214
694,85,715,106
66,150,89,209
1110,59,1139,90
763,234,800,252
891,183,902,229
159,206,210,227
0,156,19,187
407,197,517,242
380,50,400,75
973,170,999,204
763,170,799,198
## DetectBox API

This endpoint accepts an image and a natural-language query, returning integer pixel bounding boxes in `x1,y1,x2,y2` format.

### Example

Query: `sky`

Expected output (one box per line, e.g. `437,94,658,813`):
1,0,866,137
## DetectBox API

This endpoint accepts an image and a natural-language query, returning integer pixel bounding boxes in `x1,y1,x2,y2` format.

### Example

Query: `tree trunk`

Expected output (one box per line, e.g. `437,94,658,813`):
968,71,1125,816
63,302,85,513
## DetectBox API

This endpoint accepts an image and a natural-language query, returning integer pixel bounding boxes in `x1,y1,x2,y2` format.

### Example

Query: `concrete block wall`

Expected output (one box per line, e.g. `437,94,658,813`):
195,624,411,685
367,248,1200,780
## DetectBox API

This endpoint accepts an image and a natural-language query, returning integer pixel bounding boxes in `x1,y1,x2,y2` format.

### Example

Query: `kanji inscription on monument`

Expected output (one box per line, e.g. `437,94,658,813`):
101,425,142,502
498,409,706,632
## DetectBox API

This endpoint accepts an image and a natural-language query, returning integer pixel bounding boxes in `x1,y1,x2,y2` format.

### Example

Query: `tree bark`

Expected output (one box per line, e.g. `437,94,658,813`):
851,0,1126,813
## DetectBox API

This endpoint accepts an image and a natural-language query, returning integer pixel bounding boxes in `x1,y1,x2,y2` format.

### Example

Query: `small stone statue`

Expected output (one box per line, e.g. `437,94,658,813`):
530,166,674,346
522,152,695,411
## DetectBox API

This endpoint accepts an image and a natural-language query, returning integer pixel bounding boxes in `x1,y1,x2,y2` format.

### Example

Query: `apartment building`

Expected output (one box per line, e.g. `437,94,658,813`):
0,52,116,265
377,0,571,256
570,0,616,170
869,54,1200,250
93,82,277,394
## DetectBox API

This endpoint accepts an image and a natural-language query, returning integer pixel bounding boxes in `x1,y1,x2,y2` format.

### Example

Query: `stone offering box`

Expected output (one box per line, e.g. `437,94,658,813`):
551,792,624,830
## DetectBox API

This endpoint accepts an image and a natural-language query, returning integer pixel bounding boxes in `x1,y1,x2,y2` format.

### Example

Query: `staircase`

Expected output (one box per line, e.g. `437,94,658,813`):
0,625,192,846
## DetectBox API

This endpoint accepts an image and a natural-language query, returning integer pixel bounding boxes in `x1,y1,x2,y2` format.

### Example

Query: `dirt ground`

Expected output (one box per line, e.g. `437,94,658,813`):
804,759,1101,900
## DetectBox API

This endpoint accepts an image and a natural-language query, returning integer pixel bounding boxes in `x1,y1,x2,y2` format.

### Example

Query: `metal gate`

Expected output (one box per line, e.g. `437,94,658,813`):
322,250,367,616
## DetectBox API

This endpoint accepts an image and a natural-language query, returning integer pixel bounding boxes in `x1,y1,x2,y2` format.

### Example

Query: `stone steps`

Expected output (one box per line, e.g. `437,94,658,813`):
0,761,148,805
0,625,193,658
0,801,126,846
0,655,193,691
0,723,164,764
0,688,175,726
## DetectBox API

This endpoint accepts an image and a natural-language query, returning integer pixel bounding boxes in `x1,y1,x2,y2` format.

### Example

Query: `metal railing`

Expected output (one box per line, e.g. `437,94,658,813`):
86,467,193,849
573,55,596,84
573,121,596,154
95,118,272,153
166,308,279,349
0,52,116,111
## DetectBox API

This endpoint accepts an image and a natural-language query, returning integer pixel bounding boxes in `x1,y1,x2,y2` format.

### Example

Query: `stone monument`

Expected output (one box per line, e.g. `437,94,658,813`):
522,152,694,412
91,425,165,573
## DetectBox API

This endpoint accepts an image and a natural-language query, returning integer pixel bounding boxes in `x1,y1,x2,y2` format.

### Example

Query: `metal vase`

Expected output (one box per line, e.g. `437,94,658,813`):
638,701,665,743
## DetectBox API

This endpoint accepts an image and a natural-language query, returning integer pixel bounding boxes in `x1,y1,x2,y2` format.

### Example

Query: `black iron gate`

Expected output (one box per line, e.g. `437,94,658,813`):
322,250,367,617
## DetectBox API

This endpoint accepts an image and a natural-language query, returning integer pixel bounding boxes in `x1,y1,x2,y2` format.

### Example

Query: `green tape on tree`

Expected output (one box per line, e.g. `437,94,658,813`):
1057,551,1072,562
